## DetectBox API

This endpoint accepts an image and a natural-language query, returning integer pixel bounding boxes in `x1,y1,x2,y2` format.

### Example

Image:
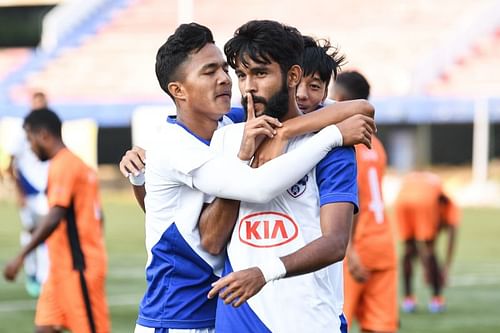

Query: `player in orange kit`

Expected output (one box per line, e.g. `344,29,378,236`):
331,71,398,332
3,108,110,333
395,171,460,313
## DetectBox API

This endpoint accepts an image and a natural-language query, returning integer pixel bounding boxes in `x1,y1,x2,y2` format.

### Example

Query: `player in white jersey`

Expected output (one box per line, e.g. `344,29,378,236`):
204,20,359,333
131,23,375,333
4,92,50,297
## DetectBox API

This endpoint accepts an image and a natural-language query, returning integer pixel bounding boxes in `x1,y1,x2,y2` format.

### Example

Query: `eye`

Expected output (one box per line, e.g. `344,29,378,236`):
256,71,267,77
310,84,321,90
236,72,246,79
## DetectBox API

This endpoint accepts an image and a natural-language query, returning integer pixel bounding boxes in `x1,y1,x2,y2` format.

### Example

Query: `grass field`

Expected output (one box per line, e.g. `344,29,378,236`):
1,189,499,332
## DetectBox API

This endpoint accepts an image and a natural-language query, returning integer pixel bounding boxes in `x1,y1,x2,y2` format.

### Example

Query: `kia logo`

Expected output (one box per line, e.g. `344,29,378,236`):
238,211,298,248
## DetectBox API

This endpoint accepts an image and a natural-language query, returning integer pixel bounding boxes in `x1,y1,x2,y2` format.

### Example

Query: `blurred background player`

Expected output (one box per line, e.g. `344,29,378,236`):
331,71,399,332
394,171,460,313
3,91,50,297
3,108,110,333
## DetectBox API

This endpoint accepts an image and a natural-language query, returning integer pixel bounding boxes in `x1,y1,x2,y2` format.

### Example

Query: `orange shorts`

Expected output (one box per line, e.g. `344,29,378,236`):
343,264,398,332
395,200,438,241
35,269,110,333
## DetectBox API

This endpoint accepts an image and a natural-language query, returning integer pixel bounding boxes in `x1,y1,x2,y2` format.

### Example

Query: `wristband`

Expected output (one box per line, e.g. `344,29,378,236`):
128,172,145,186
327,124,343,147
257,257,287,283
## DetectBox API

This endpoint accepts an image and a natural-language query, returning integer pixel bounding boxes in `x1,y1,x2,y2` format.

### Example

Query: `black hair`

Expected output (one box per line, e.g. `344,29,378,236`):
302,35,345,87
23,108,62,139
335,70,371,100
224,20,304,77
155,23,215,99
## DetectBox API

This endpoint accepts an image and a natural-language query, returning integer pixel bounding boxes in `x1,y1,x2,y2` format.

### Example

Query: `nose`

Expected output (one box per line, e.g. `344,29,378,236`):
241,76,257,95
218,69,231,86
296,82,308,101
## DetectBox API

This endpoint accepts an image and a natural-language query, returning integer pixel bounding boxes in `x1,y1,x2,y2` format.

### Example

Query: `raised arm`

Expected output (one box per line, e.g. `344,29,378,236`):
252,100,375,167
285,99,374,137
119,146,147,212
192,124,342,203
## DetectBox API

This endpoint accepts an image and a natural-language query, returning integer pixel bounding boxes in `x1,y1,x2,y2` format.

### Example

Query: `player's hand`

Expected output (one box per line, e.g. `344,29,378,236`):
119,146,146,177
251,129,288,168
238,93,282,161
347,249,370,283
3,255,23,281
336,114,375,149
207,266,266,307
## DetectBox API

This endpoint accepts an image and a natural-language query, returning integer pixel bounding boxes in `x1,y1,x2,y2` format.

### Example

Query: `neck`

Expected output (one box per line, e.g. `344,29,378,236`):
281,94,303,122
47,140,66,159
176,108,219,142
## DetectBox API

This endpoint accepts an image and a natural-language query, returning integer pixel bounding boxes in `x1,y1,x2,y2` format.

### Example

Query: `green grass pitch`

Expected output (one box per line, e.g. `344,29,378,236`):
1,191,499,332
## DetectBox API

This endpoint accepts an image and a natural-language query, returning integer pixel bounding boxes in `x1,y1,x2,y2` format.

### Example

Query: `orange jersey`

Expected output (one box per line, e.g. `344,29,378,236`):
395,172,459,241
353,137,396,270
46,148,107,275
40,147,109,332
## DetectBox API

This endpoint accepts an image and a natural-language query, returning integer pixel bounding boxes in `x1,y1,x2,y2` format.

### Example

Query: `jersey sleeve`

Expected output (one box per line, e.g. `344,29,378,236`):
225,106,245,124
315,146,359,213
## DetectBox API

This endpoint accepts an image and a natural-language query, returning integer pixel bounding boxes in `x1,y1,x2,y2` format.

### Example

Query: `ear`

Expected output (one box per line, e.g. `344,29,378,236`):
167,81,186,101
287,65,303,88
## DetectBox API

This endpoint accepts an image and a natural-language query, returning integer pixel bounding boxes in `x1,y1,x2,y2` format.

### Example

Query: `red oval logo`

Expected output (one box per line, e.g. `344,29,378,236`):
238,211,298,248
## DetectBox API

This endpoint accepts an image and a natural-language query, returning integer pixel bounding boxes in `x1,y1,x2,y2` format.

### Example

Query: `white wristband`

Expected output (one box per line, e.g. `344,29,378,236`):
257,257,287,283
128,172,145,186
325,124,343,147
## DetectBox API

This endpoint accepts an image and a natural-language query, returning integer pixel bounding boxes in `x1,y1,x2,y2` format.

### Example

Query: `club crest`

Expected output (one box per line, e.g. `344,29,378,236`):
287,175,308,198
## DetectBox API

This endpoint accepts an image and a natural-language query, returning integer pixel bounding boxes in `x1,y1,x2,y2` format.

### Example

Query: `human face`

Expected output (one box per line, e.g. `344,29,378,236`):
179,44,232,120
24,126,49,161
235,57,288,119
296,72,327,114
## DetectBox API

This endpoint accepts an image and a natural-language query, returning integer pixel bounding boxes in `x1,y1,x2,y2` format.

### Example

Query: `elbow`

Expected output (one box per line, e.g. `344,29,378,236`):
328,238,349,263
359,99,375,118
200,237,225,256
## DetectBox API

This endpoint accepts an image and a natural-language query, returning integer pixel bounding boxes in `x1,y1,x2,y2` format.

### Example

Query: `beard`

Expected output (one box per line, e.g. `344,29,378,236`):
241,80,289,121
35,148,50,162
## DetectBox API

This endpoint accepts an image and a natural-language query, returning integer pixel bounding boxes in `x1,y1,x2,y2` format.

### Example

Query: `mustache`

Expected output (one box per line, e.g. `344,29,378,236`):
241,94,267,107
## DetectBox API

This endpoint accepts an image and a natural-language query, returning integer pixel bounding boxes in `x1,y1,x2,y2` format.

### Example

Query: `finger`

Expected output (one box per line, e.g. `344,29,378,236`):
249,128,275,139
119,162,130,177
246,93,255,121
255,120,277,135
259,115,283,128
208,279,228,299
133,146,147,163
232,294,249,307
224,289,243,305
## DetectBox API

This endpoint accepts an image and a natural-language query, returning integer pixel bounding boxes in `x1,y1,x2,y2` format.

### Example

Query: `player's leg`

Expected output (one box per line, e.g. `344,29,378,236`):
35,326,62,333
402,239,418,312
422,239,445,313
356,268,398,333
19,206,40,297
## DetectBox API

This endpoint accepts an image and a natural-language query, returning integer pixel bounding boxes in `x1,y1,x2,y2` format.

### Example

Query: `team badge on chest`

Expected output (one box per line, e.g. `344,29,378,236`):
287,175,308,198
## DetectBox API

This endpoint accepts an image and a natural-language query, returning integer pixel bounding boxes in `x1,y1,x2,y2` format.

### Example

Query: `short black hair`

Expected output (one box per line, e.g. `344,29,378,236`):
335,71,371,100
23,108,62,139
224,20,304,77
155,23,215,100
302,35,345,87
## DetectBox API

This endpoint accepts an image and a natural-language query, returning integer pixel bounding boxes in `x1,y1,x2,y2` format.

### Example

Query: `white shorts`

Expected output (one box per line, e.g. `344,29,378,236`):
134,324,214,333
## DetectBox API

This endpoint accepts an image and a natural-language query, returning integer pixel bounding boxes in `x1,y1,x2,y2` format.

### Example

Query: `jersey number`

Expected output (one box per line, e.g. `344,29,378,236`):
368,167,384,224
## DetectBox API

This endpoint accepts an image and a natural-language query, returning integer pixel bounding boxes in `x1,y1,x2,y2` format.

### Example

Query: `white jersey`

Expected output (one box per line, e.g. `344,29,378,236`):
211,123,357,333
137,110,242,330
4,117,49,215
